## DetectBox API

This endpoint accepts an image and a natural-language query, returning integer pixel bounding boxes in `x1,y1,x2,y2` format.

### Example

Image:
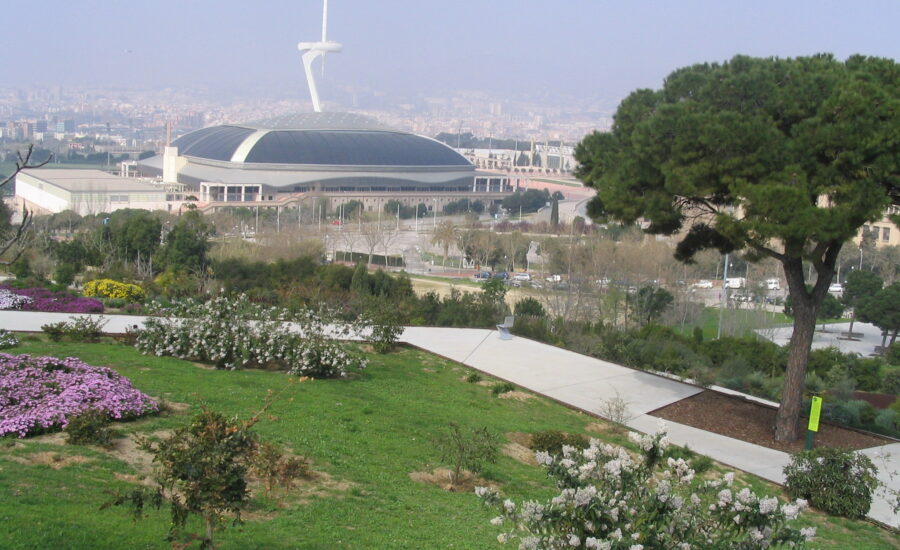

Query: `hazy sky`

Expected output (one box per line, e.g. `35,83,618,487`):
3,0,898,105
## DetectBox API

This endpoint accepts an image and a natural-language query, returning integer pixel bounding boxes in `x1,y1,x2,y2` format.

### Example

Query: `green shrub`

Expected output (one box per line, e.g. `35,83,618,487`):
41,322,67,342
363,299,404,353
783,447,878,519
851,358,884,392
513,297,545,317
54,263,78,286
882,369,900,395
466,372,482,383
692,325,704,344
530,430,589,456
686,365,716,388
103,297,128,309
689,453,714,474
886,343,900,364
875,409,897,432
804,373,826,395
433,423,500,487
41,316,107,343
250,441,311,496
491,382,515,396
65,408,114,448
663,444,714,474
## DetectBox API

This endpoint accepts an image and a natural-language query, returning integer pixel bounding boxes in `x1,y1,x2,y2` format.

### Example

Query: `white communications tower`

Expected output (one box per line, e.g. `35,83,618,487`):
298,0,342,112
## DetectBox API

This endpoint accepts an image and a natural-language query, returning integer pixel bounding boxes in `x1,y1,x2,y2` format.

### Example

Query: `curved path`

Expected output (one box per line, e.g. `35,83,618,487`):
2,311,896,528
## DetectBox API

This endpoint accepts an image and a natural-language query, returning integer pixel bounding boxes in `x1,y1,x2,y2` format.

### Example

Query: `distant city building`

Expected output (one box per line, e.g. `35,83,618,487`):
14,169,168,216
856,206,900,248
54,119,75,134
137,112,511,213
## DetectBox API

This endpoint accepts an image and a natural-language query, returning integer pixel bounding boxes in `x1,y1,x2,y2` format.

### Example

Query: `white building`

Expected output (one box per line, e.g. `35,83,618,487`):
14,169,168,216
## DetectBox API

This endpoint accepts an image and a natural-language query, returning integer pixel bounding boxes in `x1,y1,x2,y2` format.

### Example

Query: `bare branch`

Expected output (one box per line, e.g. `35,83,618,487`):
0,144,52,265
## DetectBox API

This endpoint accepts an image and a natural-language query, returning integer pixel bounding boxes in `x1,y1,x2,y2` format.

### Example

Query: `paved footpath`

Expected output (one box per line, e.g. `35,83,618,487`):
1,311,896,528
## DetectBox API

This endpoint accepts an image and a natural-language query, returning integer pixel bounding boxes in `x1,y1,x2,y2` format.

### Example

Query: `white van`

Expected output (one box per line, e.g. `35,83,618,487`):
725,277,746,289
765,278,780,290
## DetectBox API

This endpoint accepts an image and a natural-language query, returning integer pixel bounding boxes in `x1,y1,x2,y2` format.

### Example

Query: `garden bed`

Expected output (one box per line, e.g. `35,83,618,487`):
650,390,891,453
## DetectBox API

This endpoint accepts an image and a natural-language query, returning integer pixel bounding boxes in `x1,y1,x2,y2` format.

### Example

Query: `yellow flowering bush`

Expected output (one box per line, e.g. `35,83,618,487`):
83,279,146,303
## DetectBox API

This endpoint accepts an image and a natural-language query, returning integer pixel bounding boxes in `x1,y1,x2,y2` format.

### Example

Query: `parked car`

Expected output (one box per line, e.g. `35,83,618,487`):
693,279,714,289
546,274,562,283
473,271,491,280
828,283,844,294
512,272,532,282
492,271,509,280
765,278,781,290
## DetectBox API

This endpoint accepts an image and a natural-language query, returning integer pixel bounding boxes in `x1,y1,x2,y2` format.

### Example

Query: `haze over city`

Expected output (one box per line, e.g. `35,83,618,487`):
2,0,898,111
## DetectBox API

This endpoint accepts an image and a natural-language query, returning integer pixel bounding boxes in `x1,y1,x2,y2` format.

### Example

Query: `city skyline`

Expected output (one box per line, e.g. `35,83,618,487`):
2,0,897,110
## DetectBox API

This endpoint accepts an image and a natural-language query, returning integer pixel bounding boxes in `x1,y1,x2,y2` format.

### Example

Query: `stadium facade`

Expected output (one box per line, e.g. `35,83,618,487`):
137,112,512,214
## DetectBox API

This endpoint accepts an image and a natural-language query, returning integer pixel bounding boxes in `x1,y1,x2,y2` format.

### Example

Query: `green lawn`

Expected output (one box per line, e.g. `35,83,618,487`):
675,307,851,340
1,337,896,549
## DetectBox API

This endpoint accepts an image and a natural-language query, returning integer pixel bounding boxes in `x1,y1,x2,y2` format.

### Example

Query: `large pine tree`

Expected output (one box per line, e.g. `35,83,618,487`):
575,54,899,441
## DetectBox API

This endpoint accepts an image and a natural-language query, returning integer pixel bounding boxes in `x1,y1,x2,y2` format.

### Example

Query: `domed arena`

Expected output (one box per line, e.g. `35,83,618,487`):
137,112,511,212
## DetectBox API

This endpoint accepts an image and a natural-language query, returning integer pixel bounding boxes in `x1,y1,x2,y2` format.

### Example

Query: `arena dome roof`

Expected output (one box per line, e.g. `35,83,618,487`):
170,112,471,168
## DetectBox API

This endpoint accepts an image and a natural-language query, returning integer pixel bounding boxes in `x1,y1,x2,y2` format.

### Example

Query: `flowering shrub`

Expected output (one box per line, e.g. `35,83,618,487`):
0,329,18,349
477,428,814,549
784,447,878,519
0,353,158,438
0,284,103,313
83,279,146,303
0,288,32,310
136,294,367,377
288,337,367,378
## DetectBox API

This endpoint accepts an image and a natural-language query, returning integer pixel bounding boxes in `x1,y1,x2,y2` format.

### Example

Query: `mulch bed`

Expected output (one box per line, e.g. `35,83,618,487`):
650,390,891,453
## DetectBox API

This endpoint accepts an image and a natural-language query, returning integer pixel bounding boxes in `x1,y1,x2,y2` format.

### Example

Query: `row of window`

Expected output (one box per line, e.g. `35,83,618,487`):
863,225,892,241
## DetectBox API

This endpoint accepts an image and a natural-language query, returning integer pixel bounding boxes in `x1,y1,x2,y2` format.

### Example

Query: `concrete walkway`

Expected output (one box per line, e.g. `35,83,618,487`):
1,311,896,527
761,321,892,356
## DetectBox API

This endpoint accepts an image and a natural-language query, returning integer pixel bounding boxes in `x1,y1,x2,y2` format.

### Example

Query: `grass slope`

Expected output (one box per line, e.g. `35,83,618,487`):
1,338,897,549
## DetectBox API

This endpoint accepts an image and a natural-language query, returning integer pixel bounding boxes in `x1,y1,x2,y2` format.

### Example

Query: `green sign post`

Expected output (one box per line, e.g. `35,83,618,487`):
805,396,823,450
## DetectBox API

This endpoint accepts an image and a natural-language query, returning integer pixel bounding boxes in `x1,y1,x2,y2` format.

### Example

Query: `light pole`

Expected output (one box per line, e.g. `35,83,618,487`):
717,253,730,339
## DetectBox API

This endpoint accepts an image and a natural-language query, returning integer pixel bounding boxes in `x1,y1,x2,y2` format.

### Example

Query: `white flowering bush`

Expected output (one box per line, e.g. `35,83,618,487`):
783,447,878,519
0,288,32,310
477,428,814,549
0,329,18,349
135,294,367,377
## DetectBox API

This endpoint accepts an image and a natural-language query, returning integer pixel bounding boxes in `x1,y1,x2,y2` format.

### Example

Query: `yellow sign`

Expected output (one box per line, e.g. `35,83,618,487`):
808,396,823,432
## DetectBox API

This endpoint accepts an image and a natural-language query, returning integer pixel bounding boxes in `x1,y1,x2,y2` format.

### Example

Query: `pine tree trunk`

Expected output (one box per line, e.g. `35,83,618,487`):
205,515,216,550
775,297,817,441
775,260,822,442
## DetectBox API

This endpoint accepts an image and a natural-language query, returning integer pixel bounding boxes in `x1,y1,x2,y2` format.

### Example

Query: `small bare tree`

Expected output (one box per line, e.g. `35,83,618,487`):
0,145,51,265
434,422,500,488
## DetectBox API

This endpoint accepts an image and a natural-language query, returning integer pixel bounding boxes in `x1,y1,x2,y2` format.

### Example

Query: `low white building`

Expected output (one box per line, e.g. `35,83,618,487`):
14,169,168,216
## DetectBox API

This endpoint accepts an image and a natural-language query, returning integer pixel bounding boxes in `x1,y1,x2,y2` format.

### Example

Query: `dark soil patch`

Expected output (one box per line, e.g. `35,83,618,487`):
650,390,890,453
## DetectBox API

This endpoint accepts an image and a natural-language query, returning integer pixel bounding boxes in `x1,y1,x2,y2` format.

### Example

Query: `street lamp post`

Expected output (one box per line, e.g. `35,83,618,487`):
717,253,730,339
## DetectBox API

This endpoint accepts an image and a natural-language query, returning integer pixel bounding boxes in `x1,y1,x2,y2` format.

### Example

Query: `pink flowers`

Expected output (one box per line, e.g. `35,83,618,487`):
0,354,157,438
0,285,104,314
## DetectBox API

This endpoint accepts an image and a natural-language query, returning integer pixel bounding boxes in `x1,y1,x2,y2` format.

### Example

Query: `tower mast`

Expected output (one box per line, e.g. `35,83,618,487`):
298,0,342,112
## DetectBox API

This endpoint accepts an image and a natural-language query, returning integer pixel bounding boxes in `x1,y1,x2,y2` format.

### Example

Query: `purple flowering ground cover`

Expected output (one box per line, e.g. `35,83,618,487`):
0,284,104,313
0,353,158,438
